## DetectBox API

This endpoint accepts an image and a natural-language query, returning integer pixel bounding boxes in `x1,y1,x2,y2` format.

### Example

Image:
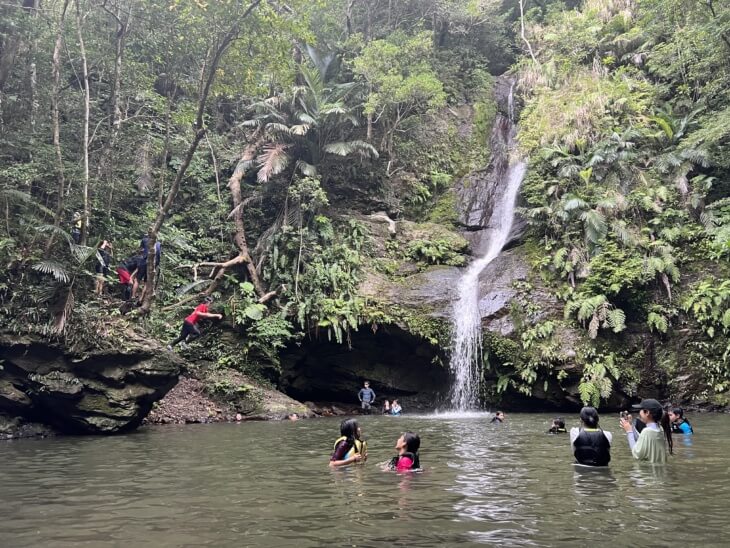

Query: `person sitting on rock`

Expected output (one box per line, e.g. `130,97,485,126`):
358,381,376,414
391,399,402,416
167,296,222,350
330,418,367,467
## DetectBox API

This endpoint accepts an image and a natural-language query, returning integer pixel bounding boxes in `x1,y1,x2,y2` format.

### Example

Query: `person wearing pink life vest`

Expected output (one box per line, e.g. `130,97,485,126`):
167,296,222,350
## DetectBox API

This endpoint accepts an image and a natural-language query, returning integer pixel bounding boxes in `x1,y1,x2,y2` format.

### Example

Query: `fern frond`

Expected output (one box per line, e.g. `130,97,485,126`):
32,261,70,283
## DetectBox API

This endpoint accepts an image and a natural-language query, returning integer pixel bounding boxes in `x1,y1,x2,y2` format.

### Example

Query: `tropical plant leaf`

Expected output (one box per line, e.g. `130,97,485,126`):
32,261,70,283
256,144,291,183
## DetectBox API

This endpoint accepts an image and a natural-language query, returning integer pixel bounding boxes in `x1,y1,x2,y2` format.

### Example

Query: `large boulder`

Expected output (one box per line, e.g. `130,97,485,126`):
0,328,182,436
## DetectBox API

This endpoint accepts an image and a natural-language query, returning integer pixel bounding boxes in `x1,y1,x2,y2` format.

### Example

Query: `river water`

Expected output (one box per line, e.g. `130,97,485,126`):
1,412,728,547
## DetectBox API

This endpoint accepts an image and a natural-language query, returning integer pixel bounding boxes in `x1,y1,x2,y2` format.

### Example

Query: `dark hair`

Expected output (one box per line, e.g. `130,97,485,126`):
579,406,599,428
656,409,674,455
555,417,565,429
671,407,684,418
203,295,214,304
402,431,420,454
340,418,360,442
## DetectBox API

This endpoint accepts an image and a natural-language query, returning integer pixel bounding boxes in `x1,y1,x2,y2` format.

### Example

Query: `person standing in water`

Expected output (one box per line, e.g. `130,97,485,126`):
620,399,673,463
548,417,567,434
358,381,376,414
384,431,421,471
668,407,694,434
330,418,367,467
390,399,402,416
570,407,612,466
491,411,505,424
167,296,222,349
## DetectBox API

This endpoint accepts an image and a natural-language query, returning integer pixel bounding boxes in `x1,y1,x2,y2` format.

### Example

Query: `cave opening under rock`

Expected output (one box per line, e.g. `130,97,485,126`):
278,324,450,409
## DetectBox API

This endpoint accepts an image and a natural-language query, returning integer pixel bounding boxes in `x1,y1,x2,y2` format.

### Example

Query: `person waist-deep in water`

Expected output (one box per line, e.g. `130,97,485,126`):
329,419,367,467
668,407,694,434
620,398,673,463
385,431,421,472
548,417,567,434
390,399,402,416
358,381,375,413
167,296,222,350
570,406,612,466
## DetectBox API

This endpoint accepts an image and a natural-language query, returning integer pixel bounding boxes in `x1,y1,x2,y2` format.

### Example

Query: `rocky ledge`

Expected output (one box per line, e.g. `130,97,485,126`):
0,327,182,438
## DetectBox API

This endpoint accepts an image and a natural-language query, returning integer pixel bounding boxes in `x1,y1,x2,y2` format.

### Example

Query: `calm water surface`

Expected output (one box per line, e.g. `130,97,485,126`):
1,412,728,547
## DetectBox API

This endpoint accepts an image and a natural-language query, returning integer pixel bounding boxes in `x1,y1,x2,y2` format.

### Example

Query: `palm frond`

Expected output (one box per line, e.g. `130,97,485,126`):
295,160,318,177
256,144,291,183
1,188,55,217
324,140,379,159
52,287,75,335
175,279,212,295
32,260,70,283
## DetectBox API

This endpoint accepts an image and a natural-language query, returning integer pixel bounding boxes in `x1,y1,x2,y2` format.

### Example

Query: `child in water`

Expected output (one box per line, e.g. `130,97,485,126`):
329,418,367,467
384,431,421,471
548,417,567,434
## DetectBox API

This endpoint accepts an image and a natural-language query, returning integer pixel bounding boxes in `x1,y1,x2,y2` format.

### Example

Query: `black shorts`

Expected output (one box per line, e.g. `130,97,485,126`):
95,263,109,276
137,262,148,282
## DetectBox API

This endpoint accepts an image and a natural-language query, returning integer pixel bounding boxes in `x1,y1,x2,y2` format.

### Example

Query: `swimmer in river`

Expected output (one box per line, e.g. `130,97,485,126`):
548,417,567,434
329,418,367,467
490,411,505,424
383,431,421,472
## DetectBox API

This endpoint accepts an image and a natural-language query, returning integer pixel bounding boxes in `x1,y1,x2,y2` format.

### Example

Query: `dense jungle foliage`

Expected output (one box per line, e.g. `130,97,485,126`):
1,0,729,406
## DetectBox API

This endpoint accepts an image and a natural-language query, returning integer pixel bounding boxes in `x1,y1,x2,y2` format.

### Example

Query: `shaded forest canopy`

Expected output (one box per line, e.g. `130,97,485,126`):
1,0,729,409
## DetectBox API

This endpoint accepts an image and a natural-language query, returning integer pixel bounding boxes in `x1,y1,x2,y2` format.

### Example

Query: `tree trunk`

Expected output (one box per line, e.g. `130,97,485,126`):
45,0,71,255
98,1,132,195
75,0,91,246
139,0,263,314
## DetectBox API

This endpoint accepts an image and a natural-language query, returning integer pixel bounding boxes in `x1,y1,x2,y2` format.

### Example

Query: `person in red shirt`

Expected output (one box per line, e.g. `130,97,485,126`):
167,296,222,349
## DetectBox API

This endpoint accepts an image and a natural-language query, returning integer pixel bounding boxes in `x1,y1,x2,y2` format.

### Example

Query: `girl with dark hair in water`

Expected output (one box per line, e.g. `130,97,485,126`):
570,407,612,466
329,419,367,467
384,431,421,471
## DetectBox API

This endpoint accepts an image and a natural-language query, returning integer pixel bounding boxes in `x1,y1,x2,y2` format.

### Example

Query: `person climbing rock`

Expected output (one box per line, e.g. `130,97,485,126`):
116,254,138,302
167,296,222,350
358,381,376,414
94,240,113,296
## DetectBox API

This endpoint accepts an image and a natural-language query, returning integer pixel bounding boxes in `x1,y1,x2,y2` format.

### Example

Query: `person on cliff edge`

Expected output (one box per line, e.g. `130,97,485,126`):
167,296,222,350
358,381,376,414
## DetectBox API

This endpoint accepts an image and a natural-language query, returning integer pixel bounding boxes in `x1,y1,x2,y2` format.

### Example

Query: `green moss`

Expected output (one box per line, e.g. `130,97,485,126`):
427,189,459,226
360,300,451,349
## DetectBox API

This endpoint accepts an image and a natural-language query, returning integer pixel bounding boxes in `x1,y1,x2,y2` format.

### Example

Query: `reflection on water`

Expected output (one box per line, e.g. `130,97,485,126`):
0,413,729,547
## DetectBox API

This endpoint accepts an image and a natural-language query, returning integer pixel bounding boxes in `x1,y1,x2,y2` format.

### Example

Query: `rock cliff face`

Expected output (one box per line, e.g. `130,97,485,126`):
0,329,182,436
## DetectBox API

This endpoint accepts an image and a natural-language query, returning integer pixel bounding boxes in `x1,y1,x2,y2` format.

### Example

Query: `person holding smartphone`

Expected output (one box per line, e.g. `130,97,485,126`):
619,399,673,463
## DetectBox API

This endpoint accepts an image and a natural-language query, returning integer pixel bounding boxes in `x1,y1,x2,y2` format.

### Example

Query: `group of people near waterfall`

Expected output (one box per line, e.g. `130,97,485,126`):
357,381,403,416
551,399,694,466
330,395,694,471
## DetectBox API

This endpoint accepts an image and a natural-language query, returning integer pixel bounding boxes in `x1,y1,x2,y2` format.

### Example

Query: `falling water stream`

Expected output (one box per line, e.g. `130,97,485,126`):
449,83,527,410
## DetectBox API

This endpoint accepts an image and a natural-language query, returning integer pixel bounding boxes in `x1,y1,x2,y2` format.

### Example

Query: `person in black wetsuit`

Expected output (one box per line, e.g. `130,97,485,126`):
570,406,612,466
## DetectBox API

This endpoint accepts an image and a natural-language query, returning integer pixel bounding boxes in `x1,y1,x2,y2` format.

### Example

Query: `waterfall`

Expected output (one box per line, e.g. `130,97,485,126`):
449,82,527,411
